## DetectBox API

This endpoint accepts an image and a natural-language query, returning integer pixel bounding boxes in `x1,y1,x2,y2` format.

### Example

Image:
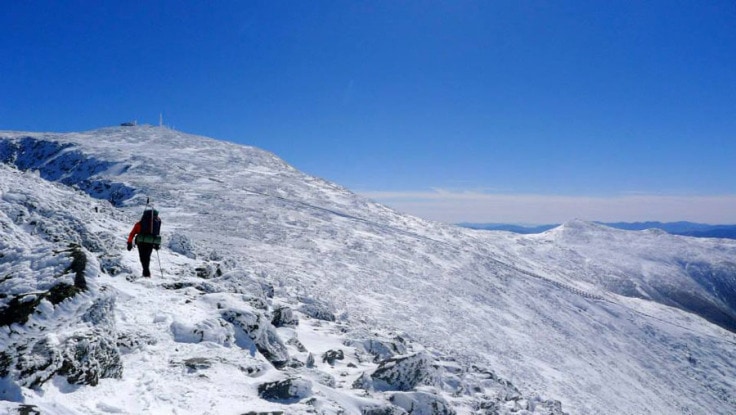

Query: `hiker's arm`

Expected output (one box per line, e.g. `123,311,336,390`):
127,222,141,244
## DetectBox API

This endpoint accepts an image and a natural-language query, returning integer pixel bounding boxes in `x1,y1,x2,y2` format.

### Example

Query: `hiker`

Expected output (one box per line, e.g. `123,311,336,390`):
127,209,162,278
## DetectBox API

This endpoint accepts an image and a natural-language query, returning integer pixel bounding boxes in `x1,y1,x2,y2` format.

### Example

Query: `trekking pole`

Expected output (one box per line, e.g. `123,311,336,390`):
156,249,164,278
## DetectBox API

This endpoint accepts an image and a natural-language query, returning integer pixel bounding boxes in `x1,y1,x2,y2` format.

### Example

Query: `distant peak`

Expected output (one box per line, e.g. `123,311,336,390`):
557,219,606,231
543,220,612,240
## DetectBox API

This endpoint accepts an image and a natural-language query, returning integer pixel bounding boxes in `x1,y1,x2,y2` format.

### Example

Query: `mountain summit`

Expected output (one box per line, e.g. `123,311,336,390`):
1,126,735,414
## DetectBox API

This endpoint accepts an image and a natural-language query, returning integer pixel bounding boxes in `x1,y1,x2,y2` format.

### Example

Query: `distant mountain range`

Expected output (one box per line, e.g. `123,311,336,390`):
459,221,736,239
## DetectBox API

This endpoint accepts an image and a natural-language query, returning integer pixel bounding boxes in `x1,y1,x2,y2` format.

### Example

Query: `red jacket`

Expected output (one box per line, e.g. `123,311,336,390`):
127,222,141,244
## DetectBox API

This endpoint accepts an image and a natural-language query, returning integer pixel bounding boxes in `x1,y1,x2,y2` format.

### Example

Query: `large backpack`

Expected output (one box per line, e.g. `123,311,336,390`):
137,209,162,244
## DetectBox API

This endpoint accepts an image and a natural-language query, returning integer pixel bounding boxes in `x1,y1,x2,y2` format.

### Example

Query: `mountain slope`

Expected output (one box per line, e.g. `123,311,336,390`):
512,221,736,331
1,126,735,415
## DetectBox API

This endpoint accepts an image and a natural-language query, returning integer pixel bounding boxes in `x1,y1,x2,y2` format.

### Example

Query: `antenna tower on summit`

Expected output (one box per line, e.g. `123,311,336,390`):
159,113,163,127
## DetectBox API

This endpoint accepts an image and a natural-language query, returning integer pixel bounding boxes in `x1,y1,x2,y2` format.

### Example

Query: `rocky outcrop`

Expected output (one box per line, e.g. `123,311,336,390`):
349,349,569,415
345,332,408,363
1,303,122,389
0,244,88,327
0,243,122,390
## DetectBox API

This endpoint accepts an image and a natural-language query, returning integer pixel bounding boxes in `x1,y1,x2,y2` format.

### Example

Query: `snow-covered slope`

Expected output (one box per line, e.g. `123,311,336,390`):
1,126,735,415
517,221,736,331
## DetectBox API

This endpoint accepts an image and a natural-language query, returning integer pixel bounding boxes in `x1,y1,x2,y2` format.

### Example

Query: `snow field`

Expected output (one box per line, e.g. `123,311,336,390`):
2,127,736,414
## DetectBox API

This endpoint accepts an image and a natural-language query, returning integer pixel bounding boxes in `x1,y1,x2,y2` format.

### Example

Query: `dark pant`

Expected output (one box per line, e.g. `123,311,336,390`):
137,242,154,277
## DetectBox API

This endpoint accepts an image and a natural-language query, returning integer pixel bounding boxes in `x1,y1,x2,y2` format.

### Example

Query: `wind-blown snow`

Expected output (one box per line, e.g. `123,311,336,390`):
1,126,735,415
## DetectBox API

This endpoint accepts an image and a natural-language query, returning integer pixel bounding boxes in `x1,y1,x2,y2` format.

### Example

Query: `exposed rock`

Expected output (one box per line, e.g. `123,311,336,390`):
0,244,89,327
345,334,408,363
15,337,59,388
271,305,298,327
161,281,204,291
222,308,289,368
462,365,569,415
15,405,41,415
258,377,312,403
298,297,336,321
536,399,567,415
179,357,213,373
352,372,373,390
213,269,273,307
322,349,345,366
284,358,306,369
66,243,88,290
0,294,44,327
369,353,434,392
361,405,408,415
0,351,11,377
195,262,222,279
58,332,123,386
286,337,308,353
0,277,122,389
117,331,157,353
258,324,290,368
82,295,116,328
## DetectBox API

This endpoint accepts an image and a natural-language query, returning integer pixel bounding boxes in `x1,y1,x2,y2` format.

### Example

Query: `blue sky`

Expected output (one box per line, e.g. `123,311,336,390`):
2,1,735,223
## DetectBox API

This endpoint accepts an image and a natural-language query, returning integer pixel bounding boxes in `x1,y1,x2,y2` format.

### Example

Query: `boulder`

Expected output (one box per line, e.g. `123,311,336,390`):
389,392,456,415
2,292,122,389
271,305,298,327
322,349,345,366
297,297,336,321
361,405,408,415
170,318,235,346
345,335,408,363
168,233,197,259
258,377,312,403
370,353,434,392
536,399,567,415
222,308,289,368
58,332,123,386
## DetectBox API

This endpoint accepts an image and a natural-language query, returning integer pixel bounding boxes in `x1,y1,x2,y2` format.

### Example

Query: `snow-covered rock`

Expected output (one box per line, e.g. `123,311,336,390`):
258,377,313,403
389,391,455,415
363,353,434,392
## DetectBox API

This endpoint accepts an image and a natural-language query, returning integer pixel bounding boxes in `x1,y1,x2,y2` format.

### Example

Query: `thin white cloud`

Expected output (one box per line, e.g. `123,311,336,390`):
358,189,736,224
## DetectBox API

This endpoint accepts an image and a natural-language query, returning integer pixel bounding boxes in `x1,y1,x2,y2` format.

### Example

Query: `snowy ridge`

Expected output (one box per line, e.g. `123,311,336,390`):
521,220,736,331
1,126,735,415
